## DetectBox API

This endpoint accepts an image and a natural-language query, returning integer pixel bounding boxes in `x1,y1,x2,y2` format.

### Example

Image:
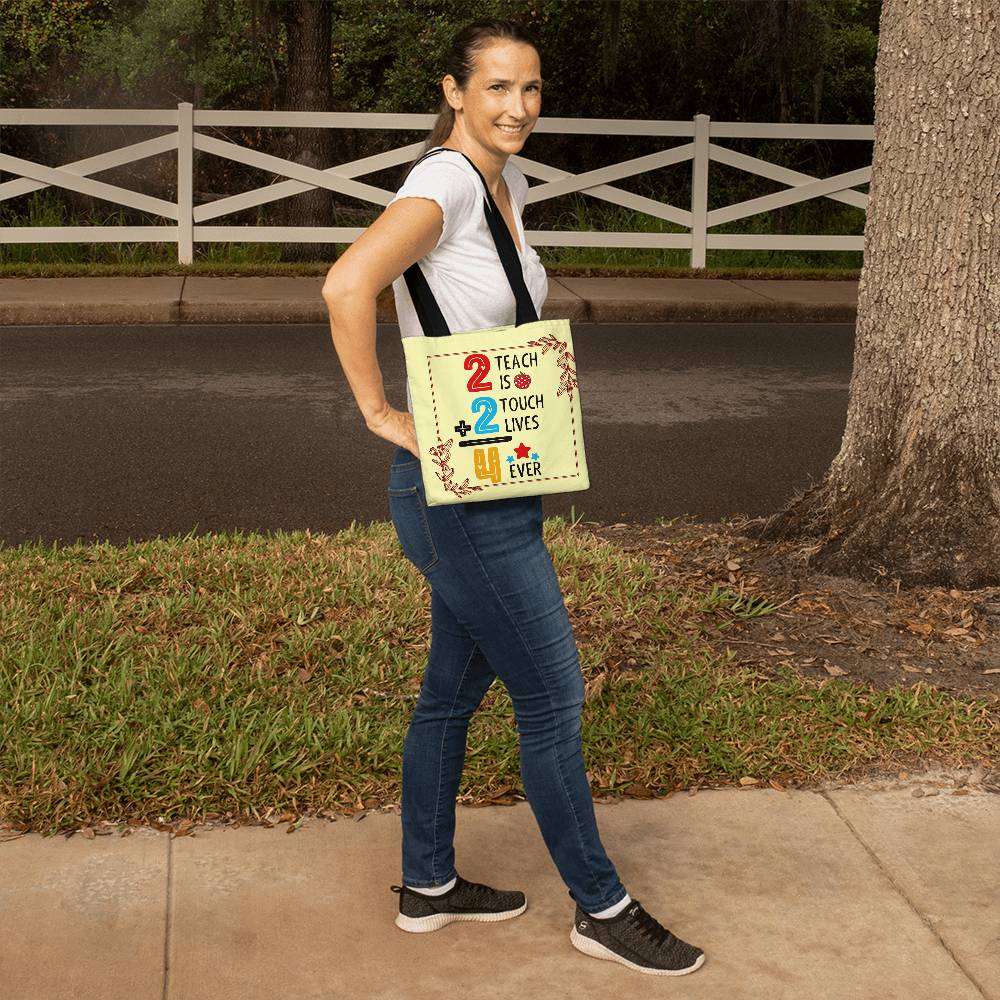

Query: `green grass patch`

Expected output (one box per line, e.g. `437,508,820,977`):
0,259,859,281
1,517,992,836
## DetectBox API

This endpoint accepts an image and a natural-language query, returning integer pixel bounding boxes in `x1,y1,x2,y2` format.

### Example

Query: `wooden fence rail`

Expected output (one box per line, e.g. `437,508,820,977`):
0,105,873,267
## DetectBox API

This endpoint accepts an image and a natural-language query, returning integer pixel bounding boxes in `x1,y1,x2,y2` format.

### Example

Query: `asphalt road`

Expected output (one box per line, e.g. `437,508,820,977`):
0,322,854,548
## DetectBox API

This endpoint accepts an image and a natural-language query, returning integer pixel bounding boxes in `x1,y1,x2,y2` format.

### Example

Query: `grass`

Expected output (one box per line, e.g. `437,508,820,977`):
1,515,994,838
0,185,863,279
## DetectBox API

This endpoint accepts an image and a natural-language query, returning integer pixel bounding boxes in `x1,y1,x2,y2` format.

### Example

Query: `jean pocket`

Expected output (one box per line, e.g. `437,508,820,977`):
388,484,439,573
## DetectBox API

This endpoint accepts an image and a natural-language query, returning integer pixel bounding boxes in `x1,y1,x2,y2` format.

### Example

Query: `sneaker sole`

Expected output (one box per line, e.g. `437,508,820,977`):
395,900,527,933
570,925,706,975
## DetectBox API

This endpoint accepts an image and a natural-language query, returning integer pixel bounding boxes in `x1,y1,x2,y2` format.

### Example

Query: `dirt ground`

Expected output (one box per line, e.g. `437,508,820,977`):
582,516,1000,705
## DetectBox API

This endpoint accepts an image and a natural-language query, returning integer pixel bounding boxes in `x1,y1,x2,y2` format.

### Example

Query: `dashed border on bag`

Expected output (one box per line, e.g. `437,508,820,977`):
423,336,583,487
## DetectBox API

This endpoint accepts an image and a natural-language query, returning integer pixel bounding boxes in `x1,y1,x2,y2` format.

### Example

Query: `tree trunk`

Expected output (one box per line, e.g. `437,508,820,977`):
276,0,339,263
601,1,623,91
772,0,793,235
748,0,1000,589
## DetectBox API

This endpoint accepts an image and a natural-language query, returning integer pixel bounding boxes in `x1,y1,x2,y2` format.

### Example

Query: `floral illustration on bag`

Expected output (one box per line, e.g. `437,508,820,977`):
428,437,485,498
525,333,578,400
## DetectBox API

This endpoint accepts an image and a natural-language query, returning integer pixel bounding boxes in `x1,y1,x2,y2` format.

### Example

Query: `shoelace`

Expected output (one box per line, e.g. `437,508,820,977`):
392,877,509,907
626,901,673,949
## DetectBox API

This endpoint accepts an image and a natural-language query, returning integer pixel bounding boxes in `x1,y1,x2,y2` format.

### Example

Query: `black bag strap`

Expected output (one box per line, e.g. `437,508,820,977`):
399,147,539,338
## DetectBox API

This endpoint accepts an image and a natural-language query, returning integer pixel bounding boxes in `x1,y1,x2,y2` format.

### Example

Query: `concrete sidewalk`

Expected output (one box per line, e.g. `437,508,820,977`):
0,274,859,325
1,771,996,1000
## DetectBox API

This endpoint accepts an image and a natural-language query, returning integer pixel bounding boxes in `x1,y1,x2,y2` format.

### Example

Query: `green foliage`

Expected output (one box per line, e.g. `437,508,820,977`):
0,1,881,269
2,0,880,122
68,0,273,105
0,0,114,103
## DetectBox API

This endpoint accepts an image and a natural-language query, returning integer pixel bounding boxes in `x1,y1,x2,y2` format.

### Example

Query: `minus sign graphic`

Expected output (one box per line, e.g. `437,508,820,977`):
458,435,513,447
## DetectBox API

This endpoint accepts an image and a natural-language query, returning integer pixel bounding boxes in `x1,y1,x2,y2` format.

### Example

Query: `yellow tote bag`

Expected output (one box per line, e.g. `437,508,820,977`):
400,149,590,507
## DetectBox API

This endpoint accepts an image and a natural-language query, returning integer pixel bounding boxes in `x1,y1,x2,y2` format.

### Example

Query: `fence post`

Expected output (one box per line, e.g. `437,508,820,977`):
177,102,194,265
690,113,710,269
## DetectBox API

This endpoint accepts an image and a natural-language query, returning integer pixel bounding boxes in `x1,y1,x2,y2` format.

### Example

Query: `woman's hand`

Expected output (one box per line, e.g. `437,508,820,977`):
366,402,420,459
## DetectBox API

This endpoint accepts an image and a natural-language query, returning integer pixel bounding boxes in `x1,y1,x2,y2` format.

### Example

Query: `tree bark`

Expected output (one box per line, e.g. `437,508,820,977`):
749,0,1000,589
601,1,623,92
276,0,339,263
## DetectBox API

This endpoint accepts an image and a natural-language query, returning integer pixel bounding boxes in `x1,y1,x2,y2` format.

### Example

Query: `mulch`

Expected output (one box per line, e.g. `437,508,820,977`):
583,516,1000,705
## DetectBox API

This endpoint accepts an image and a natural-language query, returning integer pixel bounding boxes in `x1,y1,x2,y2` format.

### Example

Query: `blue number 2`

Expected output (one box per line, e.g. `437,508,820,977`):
471,396,500,434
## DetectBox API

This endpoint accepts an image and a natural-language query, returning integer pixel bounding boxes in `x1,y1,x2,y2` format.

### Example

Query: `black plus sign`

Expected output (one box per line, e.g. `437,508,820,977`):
454,420,472,437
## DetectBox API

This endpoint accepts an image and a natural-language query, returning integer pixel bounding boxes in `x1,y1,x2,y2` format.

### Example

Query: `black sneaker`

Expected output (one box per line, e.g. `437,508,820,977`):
569,892,705,975
390,874,527,933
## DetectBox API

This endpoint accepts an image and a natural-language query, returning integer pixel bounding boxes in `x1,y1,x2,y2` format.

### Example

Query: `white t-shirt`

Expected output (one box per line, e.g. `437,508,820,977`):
386,147,549,413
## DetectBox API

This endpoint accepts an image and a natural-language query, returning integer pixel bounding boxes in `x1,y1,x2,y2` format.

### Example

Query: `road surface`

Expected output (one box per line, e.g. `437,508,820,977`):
0,321,853,547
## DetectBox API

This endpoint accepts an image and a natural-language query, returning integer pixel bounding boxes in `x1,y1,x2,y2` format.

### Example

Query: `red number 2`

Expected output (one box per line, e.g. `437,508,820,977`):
464,353,493,392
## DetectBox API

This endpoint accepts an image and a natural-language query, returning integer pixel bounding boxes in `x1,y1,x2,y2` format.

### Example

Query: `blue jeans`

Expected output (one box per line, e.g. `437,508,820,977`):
387,445,627,913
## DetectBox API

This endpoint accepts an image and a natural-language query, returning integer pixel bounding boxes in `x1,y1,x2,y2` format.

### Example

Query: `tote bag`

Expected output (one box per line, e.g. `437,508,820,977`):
400,148,589,507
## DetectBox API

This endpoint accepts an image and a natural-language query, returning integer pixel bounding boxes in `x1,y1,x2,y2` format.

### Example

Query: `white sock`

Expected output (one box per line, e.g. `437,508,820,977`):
406,875,457,896
588,891,632,919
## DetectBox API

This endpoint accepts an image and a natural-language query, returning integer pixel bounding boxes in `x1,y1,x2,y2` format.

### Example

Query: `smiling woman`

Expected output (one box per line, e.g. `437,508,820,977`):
322,21,548,437
321,16,706,979
422,32,543,162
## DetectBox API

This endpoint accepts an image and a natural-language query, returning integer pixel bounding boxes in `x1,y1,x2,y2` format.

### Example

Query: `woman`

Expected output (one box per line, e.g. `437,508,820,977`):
322,17,705,978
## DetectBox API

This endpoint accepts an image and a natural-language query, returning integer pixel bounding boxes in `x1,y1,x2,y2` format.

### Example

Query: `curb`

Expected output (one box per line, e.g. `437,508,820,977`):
0,276,859,326
0,301,858,326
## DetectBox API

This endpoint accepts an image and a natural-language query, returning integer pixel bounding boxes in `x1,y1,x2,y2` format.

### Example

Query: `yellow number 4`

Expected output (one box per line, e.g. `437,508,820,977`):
473,446,502,484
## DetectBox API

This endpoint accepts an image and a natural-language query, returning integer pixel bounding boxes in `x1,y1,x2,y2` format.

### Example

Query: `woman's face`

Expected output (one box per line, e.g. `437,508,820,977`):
444,40,543,156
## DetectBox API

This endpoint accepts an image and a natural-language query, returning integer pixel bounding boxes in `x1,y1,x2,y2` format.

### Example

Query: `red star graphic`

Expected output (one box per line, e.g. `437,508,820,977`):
514,442,531,459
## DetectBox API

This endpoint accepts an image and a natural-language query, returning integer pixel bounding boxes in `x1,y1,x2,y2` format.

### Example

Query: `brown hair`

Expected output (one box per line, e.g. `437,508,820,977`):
409,18,540,169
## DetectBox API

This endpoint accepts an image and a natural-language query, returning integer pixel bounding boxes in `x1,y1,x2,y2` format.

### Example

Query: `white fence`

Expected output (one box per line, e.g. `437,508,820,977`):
0,105,873,267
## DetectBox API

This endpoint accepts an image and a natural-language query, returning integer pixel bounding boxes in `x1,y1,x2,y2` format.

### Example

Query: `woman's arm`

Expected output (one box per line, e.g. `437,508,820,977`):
322,196,444,453
322,289,390,428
